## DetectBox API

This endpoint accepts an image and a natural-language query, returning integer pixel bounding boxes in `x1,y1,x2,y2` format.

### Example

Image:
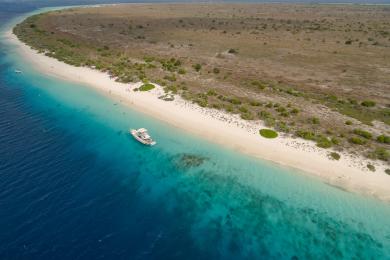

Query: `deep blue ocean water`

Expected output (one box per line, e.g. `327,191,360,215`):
1,2,390,259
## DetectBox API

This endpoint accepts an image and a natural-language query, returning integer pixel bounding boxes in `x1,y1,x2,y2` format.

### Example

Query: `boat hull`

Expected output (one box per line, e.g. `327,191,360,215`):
130,130,156,146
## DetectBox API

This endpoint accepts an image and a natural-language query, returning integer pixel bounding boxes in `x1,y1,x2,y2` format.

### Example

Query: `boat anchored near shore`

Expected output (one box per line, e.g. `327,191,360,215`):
130,128,156,146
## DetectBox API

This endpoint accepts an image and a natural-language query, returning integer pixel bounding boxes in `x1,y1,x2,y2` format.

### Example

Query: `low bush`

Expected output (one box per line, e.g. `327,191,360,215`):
196,98,208,107
259,129,278,138
331,137,340,145
328,152,341,160
249,100,261,106
377,135,390,144
309,117,320,124
349,137,367,145
372,148,389,161
239,106,248,113
276,121,289,133
228,97,241,105
139,83,155,91
264,118,275,127
385,169,390,175
240,112,254,120
296,130,316,141
251,80,266,90
316,137,332,148
206,89,217,96
258,110,271,119
345,120,353,125
193,63,202,72
361,100,376,107
213,68,220,74
290,108,299,114
353,129,372,139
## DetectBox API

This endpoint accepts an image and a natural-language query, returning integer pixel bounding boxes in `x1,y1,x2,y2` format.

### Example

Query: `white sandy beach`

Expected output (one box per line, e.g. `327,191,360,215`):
5,29,390,201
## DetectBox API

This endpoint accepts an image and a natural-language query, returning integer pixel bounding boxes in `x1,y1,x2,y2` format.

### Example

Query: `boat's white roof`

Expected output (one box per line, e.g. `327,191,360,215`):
138,128,148,132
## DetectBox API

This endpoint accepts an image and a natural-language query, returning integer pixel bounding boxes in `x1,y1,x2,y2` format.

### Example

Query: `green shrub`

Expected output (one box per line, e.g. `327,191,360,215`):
385,169,390,175
213,68,220,74
163,74,176,82
276,121,289,133
296,130,316,141
377,135,390,144
178,68,186,74
264,118,275,127
345,120,353,125
206,89,217,96
316,137,332,148
349,137,367,145
367,164,376,172
251,80,266,90
196,99,208,107
361,100,376,107
290,108,299,114
139,83,155,91
249,100,261,106
239,106,248,113
259,129,278,138
371,148,389,161
240,112,254,120
353,129,372,139
228,97,241,105
328,152,341,160
331,137,340,145
309,117,320,124
258,110,271,119
193,63,202,72
228,48,238,54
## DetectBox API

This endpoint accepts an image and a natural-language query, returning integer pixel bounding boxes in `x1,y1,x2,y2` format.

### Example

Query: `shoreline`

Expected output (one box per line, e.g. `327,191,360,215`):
5,27,390,202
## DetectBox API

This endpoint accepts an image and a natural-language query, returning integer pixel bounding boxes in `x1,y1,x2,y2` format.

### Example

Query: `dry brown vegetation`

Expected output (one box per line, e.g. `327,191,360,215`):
14,3,390,163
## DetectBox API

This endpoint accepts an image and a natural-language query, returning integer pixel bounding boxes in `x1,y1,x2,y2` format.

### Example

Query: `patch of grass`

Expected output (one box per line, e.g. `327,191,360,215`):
353,129,372,139
369,148,390,161
276,121,289,133
328,152,341,160
259,128,278,139
139,83,155,91
193,63,201,72
316,137,332,148
349,137,367,145
361,100,376,107
309,117,320,124
296,130,316,141
377,135,390,144
240,112,254,120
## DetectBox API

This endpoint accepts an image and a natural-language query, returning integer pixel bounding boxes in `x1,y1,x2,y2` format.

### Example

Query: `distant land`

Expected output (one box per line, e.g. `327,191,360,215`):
10,3,390,198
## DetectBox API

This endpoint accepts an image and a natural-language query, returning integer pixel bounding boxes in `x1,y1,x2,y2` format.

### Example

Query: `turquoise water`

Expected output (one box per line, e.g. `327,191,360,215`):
1,4,390,259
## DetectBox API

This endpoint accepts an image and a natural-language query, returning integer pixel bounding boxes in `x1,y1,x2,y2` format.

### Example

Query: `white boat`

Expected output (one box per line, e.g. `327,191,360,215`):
14,70,22,74
130,128,156,146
